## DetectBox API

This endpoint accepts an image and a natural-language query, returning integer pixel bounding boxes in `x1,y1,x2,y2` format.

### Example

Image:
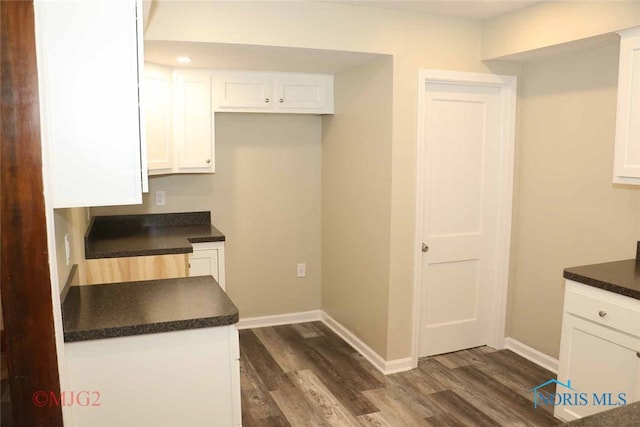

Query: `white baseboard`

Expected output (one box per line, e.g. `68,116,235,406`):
236,310,322,330
320,312,414,375
238,314,557,376
503,337,558,374
237,309,413,375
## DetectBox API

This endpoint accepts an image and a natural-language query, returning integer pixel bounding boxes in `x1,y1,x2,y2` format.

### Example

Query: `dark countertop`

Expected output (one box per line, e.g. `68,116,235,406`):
85,211,225,259
564,259,640,300
565,402,640,426
62,276,238,342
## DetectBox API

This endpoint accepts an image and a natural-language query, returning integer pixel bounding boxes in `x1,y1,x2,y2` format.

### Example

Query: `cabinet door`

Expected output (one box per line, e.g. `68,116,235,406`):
34,0,143,208
144,62,173,174
188,242,226,290
555,313,640,421
188,249,219,279
613,27,640,185
213,71,274,111
174,70,215,172
275,73,334,113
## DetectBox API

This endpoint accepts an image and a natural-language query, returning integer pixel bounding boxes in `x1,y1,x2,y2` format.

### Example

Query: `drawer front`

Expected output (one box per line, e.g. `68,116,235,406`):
564,281,640,337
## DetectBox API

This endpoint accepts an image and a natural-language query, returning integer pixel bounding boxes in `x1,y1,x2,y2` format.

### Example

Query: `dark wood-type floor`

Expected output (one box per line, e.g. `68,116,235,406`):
239,322,560,426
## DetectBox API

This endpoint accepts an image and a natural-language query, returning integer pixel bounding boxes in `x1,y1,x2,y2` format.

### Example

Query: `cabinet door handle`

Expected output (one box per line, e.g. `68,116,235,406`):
205,159,211,164
279,98,284,103
637,352,640,358
188,263,191,268
598,310,607,318
264,98,270,103
422,243,429,253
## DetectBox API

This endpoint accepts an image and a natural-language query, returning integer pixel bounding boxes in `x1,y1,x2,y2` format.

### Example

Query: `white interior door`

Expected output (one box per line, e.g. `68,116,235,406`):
418,82,502,357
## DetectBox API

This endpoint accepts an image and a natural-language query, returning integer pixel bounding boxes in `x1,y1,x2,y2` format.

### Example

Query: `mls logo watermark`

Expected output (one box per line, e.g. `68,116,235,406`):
530,379,627,409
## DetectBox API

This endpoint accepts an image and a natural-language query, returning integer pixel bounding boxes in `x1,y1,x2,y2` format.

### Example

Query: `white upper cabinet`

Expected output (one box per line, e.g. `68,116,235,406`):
613,27,640,185
142,68,334,177
174,70,215,173
275,73,334,112
144,63,173,175
213,71,334,114
143,66,215,175
214,72,274,110
34,0,147,208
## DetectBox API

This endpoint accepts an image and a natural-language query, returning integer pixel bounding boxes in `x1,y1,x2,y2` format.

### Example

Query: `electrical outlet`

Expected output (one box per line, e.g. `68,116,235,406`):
297,263,306,278
64,233,71,266
155,190,166,206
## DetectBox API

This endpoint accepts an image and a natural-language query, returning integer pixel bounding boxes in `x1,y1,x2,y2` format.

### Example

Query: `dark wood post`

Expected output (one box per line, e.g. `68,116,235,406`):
1,0,65,425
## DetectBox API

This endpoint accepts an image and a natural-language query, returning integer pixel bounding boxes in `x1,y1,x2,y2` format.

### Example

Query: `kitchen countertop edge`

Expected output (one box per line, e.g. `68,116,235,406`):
63,313,239,343
563,259,640,301
84,212,226,259
62,276,239,343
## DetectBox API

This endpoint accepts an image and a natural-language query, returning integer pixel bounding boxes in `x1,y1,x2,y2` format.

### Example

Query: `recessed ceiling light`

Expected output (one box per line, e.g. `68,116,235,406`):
176,57,192,63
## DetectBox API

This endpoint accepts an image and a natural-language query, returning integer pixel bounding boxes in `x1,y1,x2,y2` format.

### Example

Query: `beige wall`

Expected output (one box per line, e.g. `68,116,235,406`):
131,1,640,362
94,114,323,318
146,0,495,360
482,1,640,60
53,207,89,292
508,44,640,358
322,57,393,357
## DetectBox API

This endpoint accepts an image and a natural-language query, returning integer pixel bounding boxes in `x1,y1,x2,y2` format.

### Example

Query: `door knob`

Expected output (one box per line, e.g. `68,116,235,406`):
422,243,429,253
279,98,284,103
264,98,270,103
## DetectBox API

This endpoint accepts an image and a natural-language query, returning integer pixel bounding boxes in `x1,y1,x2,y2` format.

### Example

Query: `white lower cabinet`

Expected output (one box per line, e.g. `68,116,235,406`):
555,280,640,421
189,242,226,290
65,326,241,427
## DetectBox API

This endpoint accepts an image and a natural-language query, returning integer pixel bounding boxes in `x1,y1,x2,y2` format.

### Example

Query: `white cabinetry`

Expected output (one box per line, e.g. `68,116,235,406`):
143,66,215,174
174,70,215,172
214,71,334,114
66,326,241,427
275,73,334,112
613,27,640,185
144,63,173,174
189,242,226,290
143,68,334,176
34,0,147,208
213,72,274,110
555,280,640,421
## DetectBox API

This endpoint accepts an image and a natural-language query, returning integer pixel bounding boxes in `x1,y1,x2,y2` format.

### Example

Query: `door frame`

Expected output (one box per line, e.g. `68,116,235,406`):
411,69,517,366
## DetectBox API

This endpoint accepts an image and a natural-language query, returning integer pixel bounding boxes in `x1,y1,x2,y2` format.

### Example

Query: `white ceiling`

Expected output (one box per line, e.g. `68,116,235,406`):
145,41,388,73
326,0,544,20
